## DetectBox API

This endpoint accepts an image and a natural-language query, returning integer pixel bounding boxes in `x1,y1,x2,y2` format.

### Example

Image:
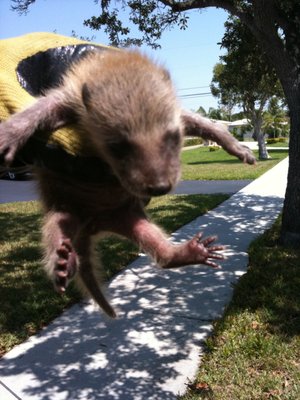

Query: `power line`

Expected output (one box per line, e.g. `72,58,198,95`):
179,92,213,99
178,85,210,91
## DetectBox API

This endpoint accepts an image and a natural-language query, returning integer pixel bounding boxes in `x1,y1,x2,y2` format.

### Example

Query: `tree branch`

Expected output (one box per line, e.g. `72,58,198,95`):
158,0,256,33
159,0,237,16
11,0,36,15
160,0,296,97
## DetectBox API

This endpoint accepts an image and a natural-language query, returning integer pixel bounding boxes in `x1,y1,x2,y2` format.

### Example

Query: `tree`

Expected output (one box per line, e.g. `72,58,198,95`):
206,106,230,121
10,0,300,247
212,61,270,158
210,63,236,119
211,17,285,159
263,97,289,139
196,106,207,117
207,107,222,120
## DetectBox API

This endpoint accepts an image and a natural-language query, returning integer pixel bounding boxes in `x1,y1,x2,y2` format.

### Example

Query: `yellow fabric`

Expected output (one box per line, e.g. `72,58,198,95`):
0,32,109,156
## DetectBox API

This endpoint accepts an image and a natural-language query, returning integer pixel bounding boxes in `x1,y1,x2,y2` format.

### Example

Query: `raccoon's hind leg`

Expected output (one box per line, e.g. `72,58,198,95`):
42,211,79,293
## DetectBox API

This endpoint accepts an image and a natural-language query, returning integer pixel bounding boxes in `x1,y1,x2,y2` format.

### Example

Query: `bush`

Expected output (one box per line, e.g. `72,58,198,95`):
183,137,203,147
278,137,287,142
209,145,221,152
266,137,287,144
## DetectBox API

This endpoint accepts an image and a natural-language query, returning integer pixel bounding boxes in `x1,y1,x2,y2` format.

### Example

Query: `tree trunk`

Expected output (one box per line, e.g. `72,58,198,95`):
257,131,269,160
280,99,300,247
252,112,270,160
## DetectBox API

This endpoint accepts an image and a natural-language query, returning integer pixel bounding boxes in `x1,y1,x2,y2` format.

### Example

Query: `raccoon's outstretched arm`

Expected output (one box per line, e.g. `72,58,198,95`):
0,92,73,164
181,109,256,165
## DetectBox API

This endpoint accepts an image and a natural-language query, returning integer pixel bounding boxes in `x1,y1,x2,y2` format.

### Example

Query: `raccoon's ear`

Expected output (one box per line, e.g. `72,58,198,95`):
162,68,171,82
82,83,92,109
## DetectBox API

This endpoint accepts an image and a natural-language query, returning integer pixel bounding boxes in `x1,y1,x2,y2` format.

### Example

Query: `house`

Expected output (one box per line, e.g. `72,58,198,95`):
228,119,253,139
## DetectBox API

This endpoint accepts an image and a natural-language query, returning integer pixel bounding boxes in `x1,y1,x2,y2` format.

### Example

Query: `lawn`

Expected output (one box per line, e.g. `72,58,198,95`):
180,217,300,400
181,147,288,180
267,141,289,148
0,194,228,356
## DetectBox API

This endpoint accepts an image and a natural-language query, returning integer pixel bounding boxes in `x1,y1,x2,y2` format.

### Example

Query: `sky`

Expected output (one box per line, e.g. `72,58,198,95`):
0,0,229,112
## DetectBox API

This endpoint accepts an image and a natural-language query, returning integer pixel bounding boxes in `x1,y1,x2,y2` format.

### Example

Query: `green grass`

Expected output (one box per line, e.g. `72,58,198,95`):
181,148,288,180
267,142,289,148
0,194,228,356
180,217,300,400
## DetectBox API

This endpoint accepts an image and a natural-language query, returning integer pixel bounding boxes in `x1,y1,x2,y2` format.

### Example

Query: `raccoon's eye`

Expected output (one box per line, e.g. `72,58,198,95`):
163,130,181,150
108,139,133,159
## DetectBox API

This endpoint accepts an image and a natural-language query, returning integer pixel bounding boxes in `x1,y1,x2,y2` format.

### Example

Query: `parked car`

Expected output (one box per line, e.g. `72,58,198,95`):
0,161,33,181
2,170,32,180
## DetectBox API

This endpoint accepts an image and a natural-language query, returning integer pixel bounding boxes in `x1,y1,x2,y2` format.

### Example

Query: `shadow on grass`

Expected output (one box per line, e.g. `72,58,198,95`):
0,208,82,354
225,217,300,339
186,159,240,166
0,210,41,243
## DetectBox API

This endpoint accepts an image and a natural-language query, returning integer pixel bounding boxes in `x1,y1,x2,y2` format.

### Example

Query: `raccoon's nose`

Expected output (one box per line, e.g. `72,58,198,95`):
146,182,172,196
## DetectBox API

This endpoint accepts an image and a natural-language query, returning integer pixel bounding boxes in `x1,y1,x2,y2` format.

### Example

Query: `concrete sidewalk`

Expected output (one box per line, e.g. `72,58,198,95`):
0,158,288,400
